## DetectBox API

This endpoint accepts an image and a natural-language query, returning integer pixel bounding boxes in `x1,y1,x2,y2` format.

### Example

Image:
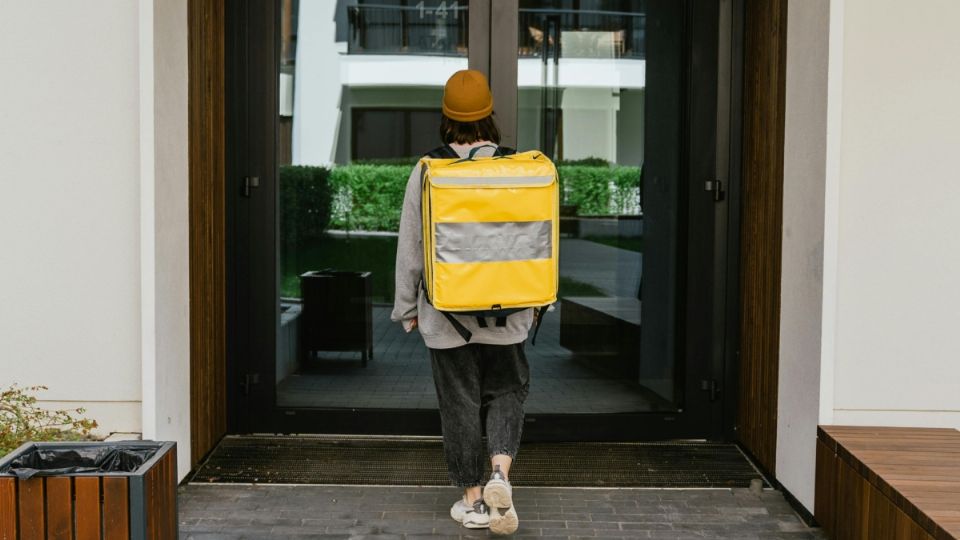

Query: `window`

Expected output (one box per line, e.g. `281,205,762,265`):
351,108,443,160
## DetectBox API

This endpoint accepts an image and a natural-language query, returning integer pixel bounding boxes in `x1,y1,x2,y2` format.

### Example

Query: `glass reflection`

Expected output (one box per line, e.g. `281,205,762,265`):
274,0,675,413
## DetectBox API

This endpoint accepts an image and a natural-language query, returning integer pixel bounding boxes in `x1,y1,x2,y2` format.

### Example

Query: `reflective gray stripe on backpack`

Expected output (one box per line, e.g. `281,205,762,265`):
435,220,552,263
430,175,554,186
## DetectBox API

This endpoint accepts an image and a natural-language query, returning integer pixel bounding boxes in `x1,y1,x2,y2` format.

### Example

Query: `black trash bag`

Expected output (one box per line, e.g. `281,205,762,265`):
1,446,157,480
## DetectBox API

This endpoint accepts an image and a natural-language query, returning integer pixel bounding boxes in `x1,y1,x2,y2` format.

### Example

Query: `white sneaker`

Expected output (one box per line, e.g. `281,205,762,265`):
450,496,490,529
483,465,519,535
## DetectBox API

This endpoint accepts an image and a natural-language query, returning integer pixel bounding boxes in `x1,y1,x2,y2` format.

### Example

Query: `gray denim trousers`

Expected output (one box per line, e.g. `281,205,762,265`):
429,342,530,487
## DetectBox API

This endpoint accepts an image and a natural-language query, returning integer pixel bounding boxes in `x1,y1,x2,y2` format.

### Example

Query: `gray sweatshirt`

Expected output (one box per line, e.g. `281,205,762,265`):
390,141,534,349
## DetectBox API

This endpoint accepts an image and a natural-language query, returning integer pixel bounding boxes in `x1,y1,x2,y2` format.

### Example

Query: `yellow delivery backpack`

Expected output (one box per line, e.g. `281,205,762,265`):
420,144,559,343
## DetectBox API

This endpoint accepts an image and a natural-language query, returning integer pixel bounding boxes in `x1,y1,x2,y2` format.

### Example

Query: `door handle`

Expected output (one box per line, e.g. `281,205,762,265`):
242,176,260,197
701,379,721,401
705,179,725,202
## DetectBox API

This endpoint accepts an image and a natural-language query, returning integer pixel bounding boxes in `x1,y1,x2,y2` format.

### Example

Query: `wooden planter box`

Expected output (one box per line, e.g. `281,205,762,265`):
0,441,177,540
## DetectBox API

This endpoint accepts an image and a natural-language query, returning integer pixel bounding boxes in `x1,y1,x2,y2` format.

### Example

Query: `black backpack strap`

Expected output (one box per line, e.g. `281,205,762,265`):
427,144,515,161
530,306,548,346
495,317,507,327
476,316,488,328
421,275,472,343
442,312,473,343
425,144,459,159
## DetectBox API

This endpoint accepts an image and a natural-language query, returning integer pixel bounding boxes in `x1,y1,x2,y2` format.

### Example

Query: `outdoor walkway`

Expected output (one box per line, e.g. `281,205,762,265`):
278,304,665,414
178,484,825,539
559,239,642,298
277,236,652,414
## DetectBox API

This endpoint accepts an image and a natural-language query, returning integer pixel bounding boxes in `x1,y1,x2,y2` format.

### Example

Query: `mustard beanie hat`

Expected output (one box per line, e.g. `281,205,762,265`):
442,69,494,122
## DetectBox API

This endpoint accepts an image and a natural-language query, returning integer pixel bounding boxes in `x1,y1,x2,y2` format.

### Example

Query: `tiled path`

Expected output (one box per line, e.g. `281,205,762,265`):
178,484,825,539
276,237,653,414
278,304,664,414
559,239,642,298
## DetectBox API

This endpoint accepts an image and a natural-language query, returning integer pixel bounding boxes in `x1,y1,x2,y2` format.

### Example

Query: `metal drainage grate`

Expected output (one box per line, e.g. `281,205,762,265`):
189,436,767,488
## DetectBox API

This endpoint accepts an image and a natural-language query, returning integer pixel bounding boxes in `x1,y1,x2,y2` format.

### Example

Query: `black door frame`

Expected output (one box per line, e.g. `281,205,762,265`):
226,0,743,442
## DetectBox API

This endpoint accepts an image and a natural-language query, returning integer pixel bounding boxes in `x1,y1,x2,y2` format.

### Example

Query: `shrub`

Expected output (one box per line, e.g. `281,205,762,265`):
351,154,612,167
329,164,411,231
352,156,421,166
1,384,98,458
558,164,642,215
611,163,644,215
280,165,333,245
557,156,611,167
295,160,642,234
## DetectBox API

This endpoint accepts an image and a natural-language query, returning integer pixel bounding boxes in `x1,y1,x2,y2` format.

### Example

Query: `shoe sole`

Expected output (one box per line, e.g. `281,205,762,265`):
484,480,517,535
483,479,513,509
463,519,491,529
488,505,518,535
451,505,489,529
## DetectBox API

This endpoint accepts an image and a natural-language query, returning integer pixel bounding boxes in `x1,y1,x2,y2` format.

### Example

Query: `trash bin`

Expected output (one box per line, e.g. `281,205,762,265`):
300,270,374,366
560,204,580,237
0,440,177,539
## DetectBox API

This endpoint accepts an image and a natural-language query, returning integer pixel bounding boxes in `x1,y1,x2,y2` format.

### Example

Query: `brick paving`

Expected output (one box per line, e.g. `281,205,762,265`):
278,304,664,414
558,238,642,298
178,484,825,539
276,237,655,415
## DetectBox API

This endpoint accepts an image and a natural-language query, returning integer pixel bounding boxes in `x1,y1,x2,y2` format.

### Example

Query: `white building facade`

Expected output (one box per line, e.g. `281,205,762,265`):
0,0,957,519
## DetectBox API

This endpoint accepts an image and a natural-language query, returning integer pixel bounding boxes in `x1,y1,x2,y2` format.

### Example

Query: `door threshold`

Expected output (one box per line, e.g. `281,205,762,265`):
190,436,767,488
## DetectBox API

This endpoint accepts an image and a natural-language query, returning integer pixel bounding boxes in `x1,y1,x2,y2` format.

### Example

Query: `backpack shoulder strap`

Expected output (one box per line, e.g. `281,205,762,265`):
530,305,548,346
426,144,515,159
424,144,459,159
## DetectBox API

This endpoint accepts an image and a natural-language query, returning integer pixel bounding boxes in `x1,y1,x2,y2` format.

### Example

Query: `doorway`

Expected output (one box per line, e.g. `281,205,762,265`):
225,0,737,442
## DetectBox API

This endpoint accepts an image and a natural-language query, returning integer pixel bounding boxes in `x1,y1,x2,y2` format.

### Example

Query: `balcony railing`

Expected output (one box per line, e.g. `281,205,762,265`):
346,4,645,59
347,3,469,56
518,8,646,59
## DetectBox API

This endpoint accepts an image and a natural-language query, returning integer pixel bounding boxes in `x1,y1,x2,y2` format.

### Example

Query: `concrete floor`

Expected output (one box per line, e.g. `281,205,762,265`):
178,484,826,539
276,237,665,414
277,304,667,414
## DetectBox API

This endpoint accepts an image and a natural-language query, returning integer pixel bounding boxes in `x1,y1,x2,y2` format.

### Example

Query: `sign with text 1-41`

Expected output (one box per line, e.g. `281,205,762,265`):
416,1,463,19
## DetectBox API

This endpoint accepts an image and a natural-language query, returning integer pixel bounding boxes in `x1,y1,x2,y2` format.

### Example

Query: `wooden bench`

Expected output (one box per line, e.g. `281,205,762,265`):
816,425,960,539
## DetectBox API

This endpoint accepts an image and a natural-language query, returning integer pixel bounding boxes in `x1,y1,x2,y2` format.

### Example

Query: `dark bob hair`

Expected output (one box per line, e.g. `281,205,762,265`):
440,113,501,145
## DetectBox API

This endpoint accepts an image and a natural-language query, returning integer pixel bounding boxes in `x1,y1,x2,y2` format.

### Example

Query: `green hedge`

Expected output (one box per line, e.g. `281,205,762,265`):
280,161,642,235
558,164,642,215
352,155,616,168
352,156,421,166
329,164,411,231
280,165,333,246
557,156,612,167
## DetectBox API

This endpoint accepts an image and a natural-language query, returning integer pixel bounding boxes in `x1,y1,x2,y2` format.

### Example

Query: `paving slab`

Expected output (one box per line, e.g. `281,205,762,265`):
278,304,660,414
179,484,825,539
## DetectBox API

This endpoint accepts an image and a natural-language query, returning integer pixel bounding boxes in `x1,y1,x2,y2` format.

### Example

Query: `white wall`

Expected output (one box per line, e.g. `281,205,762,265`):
517,58,645,89
141,0,192,481
293,0,346,166
0,1,143,433
0,0,192,481
778,0,831,513
828,0,960,427
778,0,960,513
561,88,619,163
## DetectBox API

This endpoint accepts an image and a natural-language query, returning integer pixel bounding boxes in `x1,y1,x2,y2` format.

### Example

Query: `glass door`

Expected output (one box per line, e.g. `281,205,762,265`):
514,0,666,415
228,0,732,441
230,0,487,435
502,0,728,439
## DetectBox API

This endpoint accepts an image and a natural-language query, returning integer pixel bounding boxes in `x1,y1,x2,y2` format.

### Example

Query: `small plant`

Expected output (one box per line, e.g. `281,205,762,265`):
0,384,98,458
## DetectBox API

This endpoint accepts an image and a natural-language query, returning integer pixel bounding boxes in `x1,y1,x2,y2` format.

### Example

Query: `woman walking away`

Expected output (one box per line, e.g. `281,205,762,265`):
391,69,532,535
